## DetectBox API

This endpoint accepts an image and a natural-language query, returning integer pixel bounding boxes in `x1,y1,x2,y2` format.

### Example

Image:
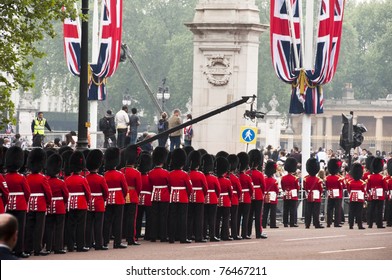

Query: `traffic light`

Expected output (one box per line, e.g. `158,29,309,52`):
340,113,353,153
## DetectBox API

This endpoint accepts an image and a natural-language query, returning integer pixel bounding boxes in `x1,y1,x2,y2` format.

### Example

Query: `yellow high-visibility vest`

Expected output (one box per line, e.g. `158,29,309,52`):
34,118,46,135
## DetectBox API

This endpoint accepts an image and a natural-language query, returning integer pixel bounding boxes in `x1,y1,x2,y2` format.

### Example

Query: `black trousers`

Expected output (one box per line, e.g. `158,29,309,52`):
44,214,65,251
150,201,169,241
123,203,137,242
187,202,204,240
327,198,342,226
66,209,87,250
238,203,251,238
136,205,151,240
283,200,297,226
117,128,128,149
305,201,321,227
204,204,217,239
25,211,46,253
349,202,364,228
103,204,124,246
7,210,26,254
248,200,263,237
103,134,116,148
386,198,392,226
262,203,277,228
86,211,104,248
230,205,239,238
368,200,384,227
216,207,230,240
168,203,188,242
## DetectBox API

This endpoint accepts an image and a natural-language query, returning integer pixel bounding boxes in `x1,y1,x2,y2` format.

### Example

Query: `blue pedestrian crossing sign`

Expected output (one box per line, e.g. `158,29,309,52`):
240,126,257,144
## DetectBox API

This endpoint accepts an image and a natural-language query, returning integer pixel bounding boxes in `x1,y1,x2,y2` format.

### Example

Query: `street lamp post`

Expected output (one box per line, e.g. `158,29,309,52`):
156,78,170,112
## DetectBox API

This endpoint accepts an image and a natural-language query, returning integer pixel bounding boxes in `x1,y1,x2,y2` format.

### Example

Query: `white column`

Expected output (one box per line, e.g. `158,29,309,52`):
375,115,383,152
325,116,333,149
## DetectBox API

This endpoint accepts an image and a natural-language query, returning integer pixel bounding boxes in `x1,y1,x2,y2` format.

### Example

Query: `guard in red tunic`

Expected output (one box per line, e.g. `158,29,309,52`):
85,149,109,250
216,157,232,241
136,153,153,241
363,155,375,225
262,160,279,229
237,152,254,239
65,151,91,252
304,158,324,229
386,159,392,227
247,149,267,239
103,147,128,249
4,146,30,258
347,163,366,229
121,145,142,245
168,148,193,243
227,154,242,240
367,157,388,228
25,148,52,255
44,153,69,254
281,157,300,227
325,158,345,227
149,147,170,242
187,150,208,242
202,153,220,242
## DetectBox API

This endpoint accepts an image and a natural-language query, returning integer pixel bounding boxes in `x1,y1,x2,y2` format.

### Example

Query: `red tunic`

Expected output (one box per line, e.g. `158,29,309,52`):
228,173,242,206
168,169,193,203
264,177,279,205
367,173,388,200
238,172,254,204
121,167,142,204
189,170,208,203
65,173,91,210
5,172,30,211
387,176,392,200
104,170,128,205
281,173,300,201
347,179,366,202
85,172,109,212
325,174,345,199
47,177,69,215
139,174,152,206
26,173,52,212
303,175,323,203
0,174,9,213
247,169,265,200
204,174,220,204
149,167,170,202
217,176,232,207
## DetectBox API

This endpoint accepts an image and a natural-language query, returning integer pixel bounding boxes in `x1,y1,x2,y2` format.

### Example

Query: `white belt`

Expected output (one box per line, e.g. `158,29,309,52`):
207,190,216,193
220,192,229,196
253,185,261,189
233,191,237,194
30,193,45,197
242,189,249,192
193,187,203,191
153,185,167,189
171,187,186,190
10,192,24,195
140,191,152,195
69,192,84,196
108,188,122,191
91,193,102,197
52,197,63,201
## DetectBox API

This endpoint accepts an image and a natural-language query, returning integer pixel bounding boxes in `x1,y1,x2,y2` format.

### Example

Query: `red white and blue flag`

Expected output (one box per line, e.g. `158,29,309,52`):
63,4,81,76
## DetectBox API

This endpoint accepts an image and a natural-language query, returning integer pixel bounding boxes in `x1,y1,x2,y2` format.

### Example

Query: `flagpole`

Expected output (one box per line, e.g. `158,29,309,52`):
76,0,89,150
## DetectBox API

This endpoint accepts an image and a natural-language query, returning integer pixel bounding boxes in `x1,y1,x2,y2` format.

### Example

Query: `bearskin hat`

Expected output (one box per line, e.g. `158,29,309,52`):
201,153,214,174
265,160,277,178
82,149,90,163
138,153,152,174
183,145,194,156
5,146,24,172
197,148,208,157
284,157,298,173
27,148,47,173
104,147,120,170
306,157,320,176
188,150,201,170
216,156,229,177
86,149,104,171
216,150,229,159
61,150,73,177
18,150,30,175
227,154,239,172
44,147,57,159
365,155,375,173
372,157,384,174
248,149,262,169
152,146,168,166
0,147,8,172
46,153,62,177
69,150,85,173
350,163,363,181
237,152,249,172
124,145,138,166
58,145,73,155
387,158,392,176
327,158,341,175
171,148,187,170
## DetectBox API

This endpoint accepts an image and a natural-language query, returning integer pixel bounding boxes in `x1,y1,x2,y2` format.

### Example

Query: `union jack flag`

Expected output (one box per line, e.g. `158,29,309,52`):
63,4,81,76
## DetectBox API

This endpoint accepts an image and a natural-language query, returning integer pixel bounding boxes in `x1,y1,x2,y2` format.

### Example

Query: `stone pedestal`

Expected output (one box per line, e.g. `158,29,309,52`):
186,0,268,154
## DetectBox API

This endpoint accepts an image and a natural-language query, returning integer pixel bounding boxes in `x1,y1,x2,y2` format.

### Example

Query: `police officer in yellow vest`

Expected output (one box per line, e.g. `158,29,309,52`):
31,112,52,147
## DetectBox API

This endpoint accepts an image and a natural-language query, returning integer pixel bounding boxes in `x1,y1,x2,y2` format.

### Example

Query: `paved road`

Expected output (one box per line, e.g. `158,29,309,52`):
29,224,392,260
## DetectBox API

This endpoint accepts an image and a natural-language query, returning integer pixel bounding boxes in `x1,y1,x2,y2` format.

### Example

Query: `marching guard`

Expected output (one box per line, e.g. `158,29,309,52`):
262,160,279,229
237,152,253,239
347,163,366,229
325,158,345,227
227,154,242,240
281,157,300,228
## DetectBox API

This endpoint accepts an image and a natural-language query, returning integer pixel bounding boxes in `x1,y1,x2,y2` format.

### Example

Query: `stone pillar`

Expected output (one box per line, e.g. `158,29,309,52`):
325,116,333,149
315,116,324,150
375,115,383,152
186,0,268,154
